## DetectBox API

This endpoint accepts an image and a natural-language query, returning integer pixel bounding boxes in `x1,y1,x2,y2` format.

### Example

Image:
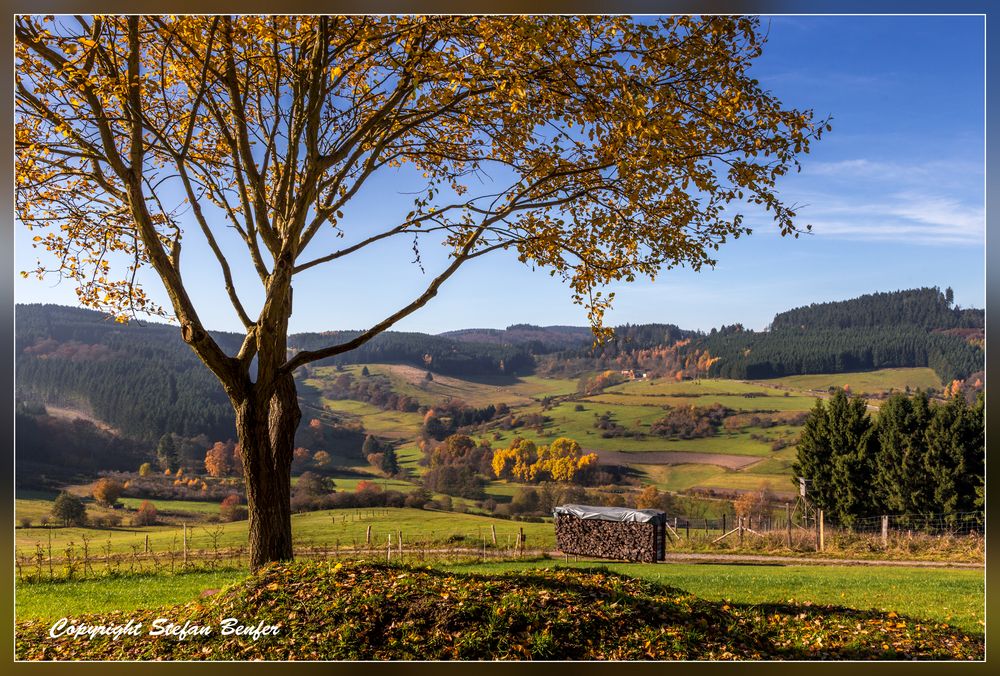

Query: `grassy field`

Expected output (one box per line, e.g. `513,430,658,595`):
318,398,425,439
16,569,245,621
17,496,231,526
609,379,780,396
308,364,579,409
586,392,817,412
15,559,984,637
15,561,983,660
14,507,557,559
117,498,224,515
443,560,985,635
635,463,797,497
298,369,946,496
493,418,787,457
754,367,943,395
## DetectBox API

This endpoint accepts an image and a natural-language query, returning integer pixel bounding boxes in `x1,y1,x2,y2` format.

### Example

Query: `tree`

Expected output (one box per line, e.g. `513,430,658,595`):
792,390,876,526
380,445,400,477
531,437,597,482
823,390,877,526
362,433,397,473
92,477,125,506
636,485,675,512
492,438,537,481
138,462,153,477
156,434,179,473
733,486,774,524
52,491,87,527
134,500,159,526
294,471,331,497
923,393,983,515
873,392,933,515
204,440,235,477
16,16,825,569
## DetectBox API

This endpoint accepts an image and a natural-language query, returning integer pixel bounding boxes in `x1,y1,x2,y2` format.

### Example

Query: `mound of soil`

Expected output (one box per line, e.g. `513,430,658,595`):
16,562,982,661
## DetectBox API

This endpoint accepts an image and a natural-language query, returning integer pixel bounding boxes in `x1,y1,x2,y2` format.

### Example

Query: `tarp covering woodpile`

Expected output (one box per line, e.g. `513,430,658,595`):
553,504,667,562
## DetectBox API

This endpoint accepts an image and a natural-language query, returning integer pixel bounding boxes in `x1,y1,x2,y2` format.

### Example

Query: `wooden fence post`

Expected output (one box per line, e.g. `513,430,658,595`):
785,503,792,548
818,510,825,552
398,531,402,558
183,523,188,567
366,525,372,545
881,515,889,547
738,517,744,548
722,513,726,535
144,534,149,554
491,524,497,546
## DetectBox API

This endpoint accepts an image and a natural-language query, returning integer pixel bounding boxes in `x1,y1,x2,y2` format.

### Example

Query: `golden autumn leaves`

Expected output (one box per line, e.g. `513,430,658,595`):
492,437,598,483
16,15,825,338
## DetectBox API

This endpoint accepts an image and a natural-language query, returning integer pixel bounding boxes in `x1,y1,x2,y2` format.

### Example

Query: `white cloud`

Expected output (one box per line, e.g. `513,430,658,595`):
781,157,984,246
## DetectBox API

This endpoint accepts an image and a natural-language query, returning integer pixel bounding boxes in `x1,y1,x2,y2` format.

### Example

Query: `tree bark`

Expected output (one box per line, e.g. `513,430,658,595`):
234,372,300,571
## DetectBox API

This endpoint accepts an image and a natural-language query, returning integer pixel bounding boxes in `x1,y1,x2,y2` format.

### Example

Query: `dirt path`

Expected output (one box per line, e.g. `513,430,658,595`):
650,552,982,570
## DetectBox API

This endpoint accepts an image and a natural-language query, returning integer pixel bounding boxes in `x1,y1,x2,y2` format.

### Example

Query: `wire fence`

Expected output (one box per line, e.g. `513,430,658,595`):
662,510,985,538
849,511,984,536
15,509,984,583
14,517,543,583
656,509,985,559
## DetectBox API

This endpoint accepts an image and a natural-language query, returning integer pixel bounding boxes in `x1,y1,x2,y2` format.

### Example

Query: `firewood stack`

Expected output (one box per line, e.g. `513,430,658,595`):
553,504,666,562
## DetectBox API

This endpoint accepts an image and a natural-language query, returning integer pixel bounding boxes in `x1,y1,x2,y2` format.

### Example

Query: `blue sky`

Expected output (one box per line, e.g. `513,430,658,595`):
15,15,985,335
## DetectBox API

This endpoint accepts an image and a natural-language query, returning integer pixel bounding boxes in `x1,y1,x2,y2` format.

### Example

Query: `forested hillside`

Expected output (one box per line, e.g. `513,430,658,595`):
290,330,534,376
702,326,983,382
14,305,536,442
702,288,984,382
441,324,595,352
15,288,984,446
770,288,984,331
16,305,238,442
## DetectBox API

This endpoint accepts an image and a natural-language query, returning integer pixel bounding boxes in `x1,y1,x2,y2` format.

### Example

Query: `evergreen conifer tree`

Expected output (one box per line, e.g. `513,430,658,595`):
874,392,933,515
823,389,877,526
381,445,400,477
924,393,984,515
156,433,179,472
792,398,836,513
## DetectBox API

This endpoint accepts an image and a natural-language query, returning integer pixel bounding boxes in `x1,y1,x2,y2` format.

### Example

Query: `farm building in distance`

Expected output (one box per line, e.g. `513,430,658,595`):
553,504,667,563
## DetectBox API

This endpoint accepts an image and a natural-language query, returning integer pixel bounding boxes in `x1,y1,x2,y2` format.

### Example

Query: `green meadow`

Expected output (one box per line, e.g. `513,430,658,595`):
16,559,984,636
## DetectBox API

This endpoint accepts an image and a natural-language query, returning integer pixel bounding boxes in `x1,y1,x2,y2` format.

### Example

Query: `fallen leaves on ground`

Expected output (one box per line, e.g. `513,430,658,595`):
15,562,984,661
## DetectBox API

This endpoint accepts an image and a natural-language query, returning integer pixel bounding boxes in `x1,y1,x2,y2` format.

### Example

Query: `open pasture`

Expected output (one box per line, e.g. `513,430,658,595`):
754,367,943,395
14,507,558,561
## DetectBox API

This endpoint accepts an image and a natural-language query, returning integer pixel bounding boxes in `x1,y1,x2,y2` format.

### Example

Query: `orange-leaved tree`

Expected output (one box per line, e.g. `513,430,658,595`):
16,15,825,569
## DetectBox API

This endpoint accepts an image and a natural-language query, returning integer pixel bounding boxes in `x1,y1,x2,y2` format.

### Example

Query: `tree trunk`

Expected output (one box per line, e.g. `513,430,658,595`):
234,373,300,571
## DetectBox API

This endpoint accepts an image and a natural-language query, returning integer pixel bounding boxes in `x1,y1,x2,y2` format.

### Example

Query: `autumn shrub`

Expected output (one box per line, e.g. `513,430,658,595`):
220,494,248,522
133,500,158,526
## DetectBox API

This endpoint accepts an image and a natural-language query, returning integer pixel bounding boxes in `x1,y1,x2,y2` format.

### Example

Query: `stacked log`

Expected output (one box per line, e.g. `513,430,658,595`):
555,514,664,562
